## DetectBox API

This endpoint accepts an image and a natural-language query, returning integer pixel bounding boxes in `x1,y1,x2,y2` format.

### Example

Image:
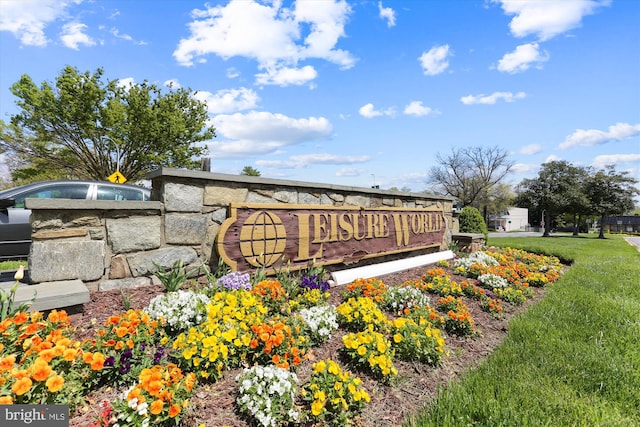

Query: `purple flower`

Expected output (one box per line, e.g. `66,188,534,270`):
215,271,252,291
300,273,330,292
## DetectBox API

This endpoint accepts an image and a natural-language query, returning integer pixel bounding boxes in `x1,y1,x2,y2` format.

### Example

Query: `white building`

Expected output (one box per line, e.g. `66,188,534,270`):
489,207,529,232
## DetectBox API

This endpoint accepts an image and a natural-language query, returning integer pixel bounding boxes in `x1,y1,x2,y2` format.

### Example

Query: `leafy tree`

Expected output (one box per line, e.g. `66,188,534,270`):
0,66,215,182
476,183,515,227
240,166,261,176
428,146,513,208
584,165,638,239
515,161,586,237
458,206,488,240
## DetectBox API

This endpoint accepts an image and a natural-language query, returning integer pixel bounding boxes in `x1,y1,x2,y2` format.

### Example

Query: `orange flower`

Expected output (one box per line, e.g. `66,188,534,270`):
39,349,56,363
45,374,65,392
0,395,13,404
150,399,164,415
12,377,33,396
83,352,94,364
63,348,78,361
272,354,281,364
13,312,29,325
115,341,125,350
249,339,258,349
0,355,16,372
91,353,105,371
115,327,128,338
168,404,181,418
31,360,53,382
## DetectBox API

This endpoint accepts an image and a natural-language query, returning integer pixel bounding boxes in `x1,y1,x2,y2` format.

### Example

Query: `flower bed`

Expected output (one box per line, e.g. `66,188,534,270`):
0,248,563,426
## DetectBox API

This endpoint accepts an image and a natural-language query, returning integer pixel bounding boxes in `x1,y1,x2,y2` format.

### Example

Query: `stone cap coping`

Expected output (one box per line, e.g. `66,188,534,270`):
25,199,162,211
147,167,455,201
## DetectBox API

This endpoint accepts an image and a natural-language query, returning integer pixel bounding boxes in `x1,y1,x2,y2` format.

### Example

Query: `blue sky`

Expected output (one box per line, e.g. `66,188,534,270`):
1,0,639,192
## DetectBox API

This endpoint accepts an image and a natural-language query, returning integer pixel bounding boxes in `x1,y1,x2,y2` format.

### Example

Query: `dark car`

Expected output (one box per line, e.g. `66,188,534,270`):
0,180,151,260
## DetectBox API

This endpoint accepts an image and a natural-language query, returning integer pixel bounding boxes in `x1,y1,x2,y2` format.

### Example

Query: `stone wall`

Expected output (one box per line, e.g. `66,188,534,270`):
26,168,456,291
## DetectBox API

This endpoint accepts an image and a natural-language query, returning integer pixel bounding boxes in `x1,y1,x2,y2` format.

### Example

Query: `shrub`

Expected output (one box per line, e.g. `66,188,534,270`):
458,206,488,240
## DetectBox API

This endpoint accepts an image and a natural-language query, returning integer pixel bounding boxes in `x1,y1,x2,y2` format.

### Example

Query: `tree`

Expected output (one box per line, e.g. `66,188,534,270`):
428,146,513,208
0,66,215,183
515,161,586,237
584,165,638,239
240,166,261,176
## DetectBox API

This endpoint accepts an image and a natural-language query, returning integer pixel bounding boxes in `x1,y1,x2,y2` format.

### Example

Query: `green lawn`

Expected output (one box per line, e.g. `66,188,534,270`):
408,235,640,427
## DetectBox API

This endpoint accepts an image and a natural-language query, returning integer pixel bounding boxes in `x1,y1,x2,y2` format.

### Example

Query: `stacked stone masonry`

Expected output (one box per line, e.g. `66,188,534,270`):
26,168,456,291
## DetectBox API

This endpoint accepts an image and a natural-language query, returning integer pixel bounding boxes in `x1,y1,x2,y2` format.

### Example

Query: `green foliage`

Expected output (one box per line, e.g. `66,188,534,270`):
0,66,215,182
458,206,488,239
240,165,261,176
0,267,35,321
153,260,191,292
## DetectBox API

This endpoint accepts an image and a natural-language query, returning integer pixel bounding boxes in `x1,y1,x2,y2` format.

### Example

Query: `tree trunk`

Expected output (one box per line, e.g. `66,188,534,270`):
573,213,579,236
598,214,606,239
543,211,550,237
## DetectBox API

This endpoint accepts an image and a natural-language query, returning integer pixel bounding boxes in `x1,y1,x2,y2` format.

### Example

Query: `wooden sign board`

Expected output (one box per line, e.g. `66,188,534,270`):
216,203,446,272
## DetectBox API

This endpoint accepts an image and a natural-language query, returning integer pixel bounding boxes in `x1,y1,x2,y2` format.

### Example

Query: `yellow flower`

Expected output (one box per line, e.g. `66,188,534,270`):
313,360,327,374
311,399,324,416
393,333,403,343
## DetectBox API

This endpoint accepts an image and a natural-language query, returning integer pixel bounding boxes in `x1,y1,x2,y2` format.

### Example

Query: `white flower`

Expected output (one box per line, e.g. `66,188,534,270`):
478,273,509,289
145,290,210,331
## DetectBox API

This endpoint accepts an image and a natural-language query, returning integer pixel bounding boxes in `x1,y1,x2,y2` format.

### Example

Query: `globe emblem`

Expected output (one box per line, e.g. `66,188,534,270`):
239,210,287,267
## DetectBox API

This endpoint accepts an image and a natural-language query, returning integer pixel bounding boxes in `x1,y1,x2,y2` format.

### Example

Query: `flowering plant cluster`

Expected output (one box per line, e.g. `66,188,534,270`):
523,272,550,287
436,259,450,268
336,297,389,332
390,317,446,365
236,365,300,427
173,291,267,381
405,305,445,329
343,278,387,303
477,273,510,289
299,272,331,292
480,297,504,318
298,305,339,345
436,297,476,337
301,359,370,426
214,271,252,291
290,288,330,309
419,271,463,297
251,280,289,314
381,285,430,314
460,280,487,300
145,290,209,333
89,309,168,385
0,310,99,408
113,363,196,427
341,325,397,383
248,317,307,370
493,286,526,306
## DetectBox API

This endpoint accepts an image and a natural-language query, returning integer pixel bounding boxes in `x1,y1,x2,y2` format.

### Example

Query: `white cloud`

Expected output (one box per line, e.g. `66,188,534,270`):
511,163,540,174
418,44,451,76
460,91,526,105
492,0,610,41
403,101,438,117
378,2,396,27
336,167,365,177
518,144,542,155
496,43,549,73
173,0,355,86
256,153,370,169
0,0,79,47
255,65,318,86
60,22,95,50
109,27,147,45
358,103,395,118
559,122,640,149
208,111,333,158
226,68,240,79
163,79,181,89
116,77,135,89
194,87,260,114
591,153,640,169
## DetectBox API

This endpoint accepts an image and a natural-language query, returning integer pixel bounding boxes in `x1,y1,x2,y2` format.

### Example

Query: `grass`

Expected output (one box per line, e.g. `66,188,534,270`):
0,260,27,271
408,234,640,427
